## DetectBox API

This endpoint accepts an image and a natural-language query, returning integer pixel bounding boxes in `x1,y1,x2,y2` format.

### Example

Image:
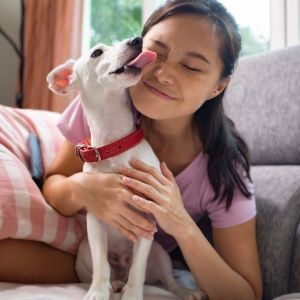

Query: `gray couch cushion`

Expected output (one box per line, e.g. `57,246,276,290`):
224,45,300,165
251,165,300,299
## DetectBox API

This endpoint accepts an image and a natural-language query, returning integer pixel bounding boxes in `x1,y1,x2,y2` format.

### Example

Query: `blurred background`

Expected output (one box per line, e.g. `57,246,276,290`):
0,0,299,111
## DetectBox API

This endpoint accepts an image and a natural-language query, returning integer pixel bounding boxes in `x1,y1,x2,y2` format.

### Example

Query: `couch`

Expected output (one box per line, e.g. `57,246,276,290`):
0,45,299,300
223,44,300,300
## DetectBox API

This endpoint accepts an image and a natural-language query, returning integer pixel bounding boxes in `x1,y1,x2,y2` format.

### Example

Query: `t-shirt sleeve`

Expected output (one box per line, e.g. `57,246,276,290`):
57,96,91,144
205,174,257,228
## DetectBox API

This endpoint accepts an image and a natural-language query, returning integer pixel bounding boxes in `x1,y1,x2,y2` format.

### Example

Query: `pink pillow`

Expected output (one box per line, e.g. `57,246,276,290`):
0,105,85,254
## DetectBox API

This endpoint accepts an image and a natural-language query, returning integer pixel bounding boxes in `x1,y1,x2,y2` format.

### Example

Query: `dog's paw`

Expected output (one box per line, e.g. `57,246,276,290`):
176,288,208,300
84,289,111,300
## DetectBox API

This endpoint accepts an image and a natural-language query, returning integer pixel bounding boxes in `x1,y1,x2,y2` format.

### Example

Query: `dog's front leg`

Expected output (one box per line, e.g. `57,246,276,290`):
84,213,112,300
121,238,152,300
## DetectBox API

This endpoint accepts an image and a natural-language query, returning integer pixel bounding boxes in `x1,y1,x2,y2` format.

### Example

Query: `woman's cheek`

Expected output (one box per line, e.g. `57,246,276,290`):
128,84,140,106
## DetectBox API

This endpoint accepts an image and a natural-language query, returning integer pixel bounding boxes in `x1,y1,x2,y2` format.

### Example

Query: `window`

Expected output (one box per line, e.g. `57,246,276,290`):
270,0,300,49
83,0,163,49
220,0,300,54
87,0,142,47
84,0,300,56
220,0,270,56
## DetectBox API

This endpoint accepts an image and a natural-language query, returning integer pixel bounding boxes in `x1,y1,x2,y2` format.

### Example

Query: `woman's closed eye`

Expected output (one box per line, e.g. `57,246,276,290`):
183,64,202,72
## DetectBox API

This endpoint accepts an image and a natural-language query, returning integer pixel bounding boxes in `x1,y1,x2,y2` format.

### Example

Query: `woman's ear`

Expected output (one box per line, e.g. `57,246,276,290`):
208,77,231,100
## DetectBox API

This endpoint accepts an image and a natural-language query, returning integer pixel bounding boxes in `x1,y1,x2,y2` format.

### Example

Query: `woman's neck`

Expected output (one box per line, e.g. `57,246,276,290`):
143,116,192,142
142,116,203,174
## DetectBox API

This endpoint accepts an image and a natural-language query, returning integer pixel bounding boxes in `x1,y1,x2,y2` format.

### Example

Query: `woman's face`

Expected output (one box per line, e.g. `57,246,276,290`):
129,14,227,121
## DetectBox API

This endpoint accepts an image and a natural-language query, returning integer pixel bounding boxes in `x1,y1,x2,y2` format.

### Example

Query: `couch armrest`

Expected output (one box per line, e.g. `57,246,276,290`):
251,166,300,299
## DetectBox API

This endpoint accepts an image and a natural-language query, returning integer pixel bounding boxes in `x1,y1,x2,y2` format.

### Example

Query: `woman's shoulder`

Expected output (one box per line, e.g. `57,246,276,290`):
176,152,256,228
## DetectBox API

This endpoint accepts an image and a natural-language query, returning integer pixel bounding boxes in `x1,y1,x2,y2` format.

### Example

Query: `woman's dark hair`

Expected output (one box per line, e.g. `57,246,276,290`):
142,0,252,209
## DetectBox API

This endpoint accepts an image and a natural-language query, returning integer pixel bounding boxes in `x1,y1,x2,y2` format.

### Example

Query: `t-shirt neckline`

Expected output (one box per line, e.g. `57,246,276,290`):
175,151,204,183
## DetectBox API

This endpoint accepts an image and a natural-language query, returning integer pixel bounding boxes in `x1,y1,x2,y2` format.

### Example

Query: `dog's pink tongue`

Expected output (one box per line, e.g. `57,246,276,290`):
127,51,157,68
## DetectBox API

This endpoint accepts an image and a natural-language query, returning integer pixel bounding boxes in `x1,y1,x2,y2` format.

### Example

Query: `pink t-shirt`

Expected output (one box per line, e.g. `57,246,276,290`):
58,97,256,252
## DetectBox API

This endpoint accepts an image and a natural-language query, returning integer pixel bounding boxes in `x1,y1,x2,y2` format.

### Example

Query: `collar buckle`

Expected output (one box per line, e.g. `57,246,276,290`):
75,144,102,162
75,143,85,162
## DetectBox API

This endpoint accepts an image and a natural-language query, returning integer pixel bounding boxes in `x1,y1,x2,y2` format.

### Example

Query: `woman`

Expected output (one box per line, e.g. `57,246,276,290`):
1,0,262,299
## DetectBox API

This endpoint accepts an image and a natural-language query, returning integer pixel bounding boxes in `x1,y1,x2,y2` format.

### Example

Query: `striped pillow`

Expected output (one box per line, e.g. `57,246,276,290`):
0,105,85,254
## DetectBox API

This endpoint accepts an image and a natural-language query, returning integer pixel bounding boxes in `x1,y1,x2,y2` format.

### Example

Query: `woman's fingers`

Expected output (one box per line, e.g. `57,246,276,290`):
124,208,156,236
117,206,157,239
120,218,155,242
121,176,163,203
131,195,162,217
119,160,177,201
160,161,177,184
120,159,169,186
120,194,162,221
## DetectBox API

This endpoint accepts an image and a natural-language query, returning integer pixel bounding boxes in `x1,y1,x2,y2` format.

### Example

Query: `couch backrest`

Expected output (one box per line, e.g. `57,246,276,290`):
223,45,300,165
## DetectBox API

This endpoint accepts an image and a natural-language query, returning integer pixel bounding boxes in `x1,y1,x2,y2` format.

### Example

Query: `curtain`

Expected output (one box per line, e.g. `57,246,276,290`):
22,0,83,112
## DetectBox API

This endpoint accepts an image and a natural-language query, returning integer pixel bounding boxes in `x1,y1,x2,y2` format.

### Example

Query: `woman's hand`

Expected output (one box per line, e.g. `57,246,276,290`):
119,159,192,238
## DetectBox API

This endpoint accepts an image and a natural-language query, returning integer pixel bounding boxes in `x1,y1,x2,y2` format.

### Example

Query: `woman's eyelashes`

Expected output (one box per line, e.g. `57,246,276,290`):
183,64,202,72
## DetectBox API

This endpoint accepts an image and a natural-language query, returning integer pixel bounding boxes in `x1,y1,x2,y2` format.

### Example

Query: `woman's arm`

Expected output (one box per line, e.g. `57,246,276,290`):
120,159,262,300
43,139,85,215
213,219,262,299
176,218,262,300
42,139,157,243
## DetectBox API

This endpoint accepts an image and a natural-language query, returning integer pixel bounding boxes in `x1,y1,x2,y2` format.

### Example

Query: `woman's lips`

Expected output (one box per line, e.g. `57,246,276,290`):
144,81,177,101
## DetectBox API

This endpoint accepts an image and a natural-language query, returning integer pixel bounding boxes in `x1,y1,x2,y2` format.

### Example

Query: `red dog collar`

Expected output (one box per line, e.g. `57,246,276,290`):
76,128,144,162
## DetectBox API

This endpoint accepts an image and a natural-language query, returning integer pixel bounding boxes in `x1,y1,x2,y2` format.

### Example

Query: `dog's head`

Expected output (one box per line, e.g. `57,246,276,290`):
47,37,156,95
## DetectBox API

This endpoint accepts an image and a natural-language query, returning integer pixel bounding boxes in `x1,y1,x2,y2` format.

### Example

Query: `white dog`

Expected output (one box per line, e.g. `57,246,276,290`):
47,37,205,300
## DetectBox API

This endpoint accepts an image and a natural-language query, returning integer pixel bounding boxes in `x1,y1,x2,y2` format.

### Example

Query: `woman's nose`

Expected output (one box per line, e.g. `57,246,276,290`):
153,62,175,85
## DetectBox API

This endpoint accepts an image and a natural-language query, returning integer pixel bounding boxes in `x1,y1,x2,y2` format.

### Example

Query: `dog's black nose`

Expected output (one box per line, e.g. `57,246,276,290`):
127,37,142,50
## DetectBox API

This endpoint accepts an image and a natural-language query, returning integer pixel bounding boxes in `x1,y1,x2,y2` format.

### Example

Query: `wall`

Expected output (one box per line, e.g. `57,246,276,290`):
0,0,21,107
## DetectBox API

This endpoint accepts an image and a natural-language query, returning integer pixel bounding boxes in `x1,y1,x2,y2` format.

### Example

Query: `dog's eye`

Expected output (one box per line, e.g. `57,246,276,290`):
91,49,103,58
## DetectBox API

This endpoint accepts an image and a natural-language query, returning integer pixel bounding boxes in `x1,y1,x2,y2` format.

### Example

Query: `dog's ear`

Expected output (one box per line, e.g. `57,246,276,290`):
47,60,78,95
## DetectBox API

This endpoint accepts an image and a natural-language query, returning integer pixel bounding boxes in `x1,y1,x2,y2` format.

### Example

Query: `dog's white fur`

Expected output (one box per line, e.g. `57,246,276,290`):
47,38,205,300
